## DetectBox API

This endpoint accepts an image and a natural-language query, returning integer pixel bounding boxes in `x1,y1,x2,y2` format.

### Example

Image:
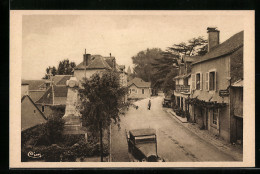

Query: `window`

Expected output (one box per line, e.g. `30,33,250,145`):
212,108,218,125
196,73,200,90
34,110,36,113
129,89,131,94
209,71,216,91
184,78,188,86
42,106,45,113
131,89,137,94
142,89,144,94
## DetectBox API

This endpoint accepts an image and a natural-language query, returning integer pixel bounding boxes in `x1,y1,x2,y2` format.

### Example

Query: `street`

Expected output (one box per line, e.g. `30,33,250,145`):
111,95,237,162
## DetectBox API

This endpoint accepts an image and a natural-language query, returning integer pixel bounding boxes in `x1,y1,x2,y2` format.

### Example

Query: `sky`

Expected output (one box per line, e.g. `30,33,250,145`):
22,12,245,80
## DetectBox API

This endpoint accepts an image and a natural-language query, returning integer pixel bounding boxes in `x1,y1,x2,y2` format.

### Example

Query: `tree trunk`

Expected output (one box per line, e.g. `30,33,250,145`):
99,121,103,162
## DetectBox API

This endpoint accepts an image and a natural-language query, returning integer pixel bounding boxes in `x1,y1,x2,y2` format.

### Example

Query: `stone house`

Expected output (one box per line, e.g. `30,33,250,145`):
35,75,71,118
21,80,47,102
188,27,243,142
173,56,197,117
21,95,47,131
127,77,151,100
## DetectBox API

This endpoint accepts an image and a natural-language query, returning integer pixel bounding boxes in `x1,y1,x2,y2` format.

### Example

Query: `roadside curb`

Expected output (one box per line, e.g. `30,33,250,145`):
168,110,188,123
165,108,243,161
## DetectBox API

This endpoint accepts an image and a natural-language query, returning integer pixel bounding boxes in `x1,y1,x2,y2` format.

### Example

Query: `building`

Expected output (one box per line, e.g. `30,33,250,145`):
63,52,127,135
21,80,47,102
21,95,47,131
21,82,29,97
230,79,243,144
35,75,71,118
127,77,151,100
73,52,128,98
73,54,112,85
187,27,243,142
173,55,198,118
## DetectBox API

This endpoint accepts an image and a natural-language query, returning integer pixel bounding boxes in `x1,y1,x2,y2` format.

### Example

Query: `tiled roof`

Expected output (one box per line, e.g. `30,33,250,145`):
55,75,72,85
74,56,112,70
22,80,45,90
36,85,68,105
184,56,200,62
103,57,116,68
173,73,191,80
127,77,151,88
192,31,244,65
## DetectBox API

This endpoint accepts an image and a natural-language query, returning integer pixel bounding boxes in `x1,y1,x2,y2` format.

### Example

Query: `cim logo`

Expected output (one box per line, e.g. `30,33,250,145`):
27,151,43,159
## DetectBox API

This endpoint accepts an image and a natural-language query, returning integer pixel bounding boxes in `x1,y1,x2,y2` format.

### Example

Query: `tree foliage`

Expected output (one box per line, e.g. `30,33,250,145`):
57,59,76,75
42,66,57,79
132,48,163,82
78,70,128,161
45,115,65,144
42,59,76,79
167,36,208,56
151,36,208,92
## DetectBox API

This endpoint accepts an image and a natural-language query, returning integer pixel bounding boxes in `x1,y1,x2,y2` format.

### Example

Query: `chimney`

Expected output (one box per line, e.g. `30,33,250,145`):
83,49,91,66
207,27,220,52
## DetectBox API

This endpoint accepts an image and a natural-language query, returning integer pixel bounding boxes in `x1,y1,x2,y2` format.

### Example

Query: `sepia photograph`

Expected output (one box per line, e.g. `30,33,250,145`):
10,10,255,168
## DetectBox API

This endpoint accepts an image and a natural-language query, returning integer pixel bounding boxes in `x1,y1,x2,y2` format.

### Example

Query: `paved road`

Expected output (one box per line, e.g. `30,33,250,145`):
111,96,237,162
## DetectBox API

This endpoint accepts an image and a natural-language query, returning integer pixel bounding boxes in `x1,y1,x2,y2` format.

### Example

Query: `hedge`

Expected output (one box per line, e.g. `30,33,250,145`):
22,140,109,162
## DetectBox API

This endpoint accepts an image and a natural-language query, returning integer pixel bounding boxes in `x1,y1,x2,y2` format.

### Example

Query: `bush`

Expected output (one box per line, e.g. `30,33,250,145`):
62,134,85,147
45,115,65,144
22,135,109,162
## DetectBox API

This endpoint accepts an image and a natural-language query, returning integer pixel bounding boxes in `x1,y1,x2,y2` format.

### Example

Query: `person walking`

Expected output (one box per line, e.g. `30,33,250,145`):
148,99,151,110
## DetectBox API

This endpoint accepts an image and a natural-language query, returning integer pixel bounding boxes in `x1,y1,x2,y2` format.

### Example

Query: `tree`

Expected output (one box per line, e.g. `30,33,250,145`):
161,69,178,94
151,36,208,91
42,59,76,79
167,36,208,56
45,115,65,144
132,48,163,82
57,59,76,75
42,66,57,79
78,70,128,162
151,51,179,89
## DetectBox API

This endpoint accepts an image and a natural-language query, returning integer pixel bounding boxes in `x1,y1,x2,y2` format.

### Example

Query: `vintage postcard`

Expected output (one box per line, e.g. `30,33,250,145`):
10,10,255,168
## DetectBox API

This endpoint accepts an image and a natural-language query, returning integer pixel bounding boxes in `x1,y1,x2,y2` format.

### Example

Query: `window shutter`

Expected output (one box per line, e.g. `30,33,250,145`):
191,74,195,90
215,71,217,91
205,72,209,91
200,73,203,90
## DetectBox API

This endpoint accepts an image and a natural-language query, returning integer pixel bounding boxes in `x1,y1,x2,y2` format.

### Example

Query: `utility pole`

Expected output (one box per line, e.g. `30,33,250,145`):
48,68,55,105
84,49,87,82
109,123,112,162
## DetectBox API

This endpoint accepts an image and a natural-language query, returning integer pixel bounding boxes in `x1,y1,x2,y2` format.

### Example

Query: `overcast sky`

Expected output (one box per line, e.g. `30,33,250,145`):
22,12,245,80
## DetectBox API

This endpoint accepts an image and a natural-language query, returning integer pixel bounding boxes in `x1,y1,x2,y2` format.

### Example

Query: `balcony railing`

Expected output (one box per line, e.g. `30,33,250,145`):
175,85,190,93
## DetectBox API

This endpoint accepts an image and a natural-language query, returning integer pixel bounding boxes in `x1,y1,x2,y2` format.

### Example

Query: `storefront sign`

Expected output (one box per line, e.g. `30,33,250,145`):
219,90,229,97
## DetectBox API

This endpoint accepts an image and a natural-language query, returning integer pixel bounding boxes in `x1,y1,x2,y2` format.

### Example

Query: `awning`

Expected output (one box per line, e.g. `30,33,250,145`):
173,73,191,80
232,79,243,87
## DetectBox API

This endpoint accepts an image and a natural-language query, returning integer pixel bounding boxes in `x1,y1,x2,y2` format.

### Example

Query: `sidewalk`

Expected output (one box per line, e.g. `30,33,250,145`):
166,109,243,161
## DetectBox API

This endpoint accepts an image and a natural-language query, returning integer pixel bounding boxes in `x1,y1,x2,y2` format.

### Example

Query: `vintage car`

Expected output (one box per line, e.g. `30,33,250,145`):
126,128,165,162
162,98,172,108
